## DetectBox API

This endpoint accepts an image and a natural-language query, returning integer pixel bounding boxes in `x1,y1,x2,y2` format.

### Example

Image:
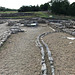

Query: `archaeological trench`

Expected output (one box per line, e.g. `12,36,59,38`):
0,18,75,75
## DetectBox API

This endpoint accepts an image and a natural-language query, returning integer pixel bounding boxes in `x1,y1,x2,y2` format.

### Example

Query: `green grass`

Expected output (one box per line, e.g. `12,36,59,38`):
34,11,49,18
0,11,75,19
0,11,18,13
0,11,50,18
0,16,35,19
35,11,75,19
49,14,75,20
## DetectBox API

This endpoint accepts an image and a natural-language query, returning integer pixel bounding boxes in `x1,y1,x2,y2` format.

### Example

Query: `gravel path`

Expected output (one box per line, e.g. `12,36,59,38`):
43,32,75,75
0,24,52,75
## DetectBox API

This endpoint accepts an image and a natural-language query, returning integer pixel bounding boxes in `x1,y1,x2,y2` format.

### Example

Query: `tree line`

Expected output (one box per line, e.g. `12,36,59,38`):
0,7,17,11
51,0,75,16
0,0,75,16
18,0,75,16
18,3,50,12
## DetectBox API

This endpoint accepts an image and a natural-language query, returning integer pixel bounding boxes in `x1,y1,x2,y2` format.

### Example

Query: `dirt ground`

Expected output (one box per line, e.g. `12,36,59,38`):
0,22,8,36
0,21,75,75
43,32,75,75
0,24,52,75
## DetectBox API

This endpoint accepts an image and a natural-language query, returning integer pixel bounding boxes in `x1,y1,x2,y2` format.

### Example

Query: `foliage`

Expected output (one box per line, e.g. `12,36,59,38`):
51,0,69,15
18,5,40,12
0,0,75,17
40,3,50,11
51,0,75,16
69,2,75,16
0,11,17,13
35,12,49,18
0,6,17,12
18,3,50,12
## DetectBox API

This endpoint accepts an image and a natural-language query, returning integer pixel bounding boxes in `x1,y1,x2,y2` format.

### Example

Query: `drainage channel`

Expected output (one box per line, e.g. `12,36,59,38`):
37,32,56,75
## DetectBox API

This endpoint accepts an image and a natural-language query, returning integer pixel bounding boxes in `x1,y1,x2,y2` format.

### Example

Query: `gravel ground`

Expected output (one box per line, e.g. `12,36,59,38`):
43,32,75,75
1,21,75,75
0,24,52,75
0,22,9,36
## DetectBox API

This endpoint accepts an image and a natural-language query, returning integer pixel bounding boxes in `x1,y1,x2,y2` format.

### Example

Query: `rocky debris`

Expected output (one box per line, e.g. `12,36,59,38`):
26,21,38,27
62,20,75,29
48,19,75,36
18,19,38,27
26,23,38,27
19,18,49,27
19,19,29,24
38,18,46,24
49,19,65,23
0,30,11,47
7,20,24,27
8,21,17,26
62,28,75,35
37,32,55,75
32,17,39,20
41,32,55,75
0,20,24,47
10,25,24,34
0,20,6,24
61,20,75,35
37,35,47,75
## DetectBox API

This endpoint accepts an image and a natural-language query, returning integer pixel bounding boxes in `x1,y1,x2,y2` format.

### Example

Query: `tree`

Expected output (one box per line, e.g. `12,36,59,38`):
0,7,6,11
51,0,69,15
60,0,69,15
31,5,40,11
18,5,40,12
69,2,75,16
18,3,50,12
18,6,31,12
51,1,61,14
40,3,50,11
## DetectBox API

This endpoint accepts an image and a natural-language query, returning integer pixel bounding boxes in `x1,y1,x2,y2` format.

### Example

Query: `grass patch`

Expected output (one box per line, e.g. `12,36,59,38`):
0,11,18,13
34,11,49,18
49,14,75,20
0,11,75,19
0,15,35,19
0,11,50,18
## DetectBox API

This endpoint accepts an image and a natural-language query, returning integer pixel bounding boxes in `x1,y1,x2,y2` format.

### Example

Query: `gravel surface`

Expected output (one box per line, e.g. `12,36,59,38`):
1,21,75,75
0,24,52,75
43,32,75,75
0,22,9,36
